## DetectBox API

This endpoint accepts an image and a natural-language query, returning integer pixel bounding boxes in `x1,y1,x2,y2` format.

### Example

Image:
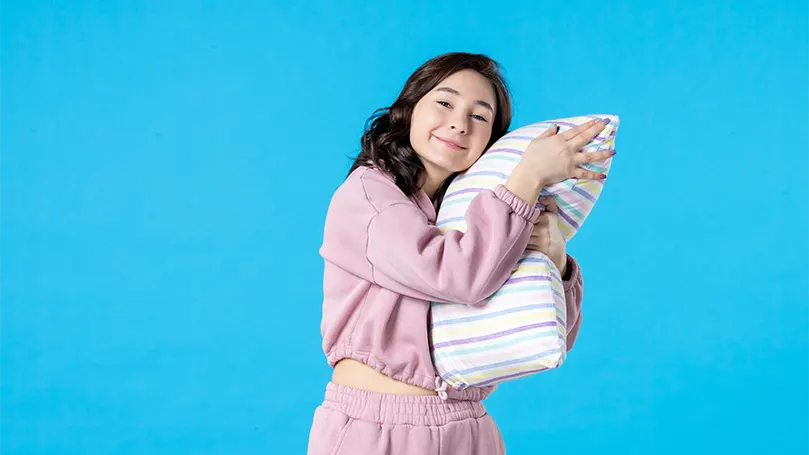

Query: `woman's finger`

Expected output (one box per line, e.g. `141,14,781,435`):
539,196,559,213
560,119,599,140
572,167,608,181
537,123,560,139
573,149,616,165
568,120,607,151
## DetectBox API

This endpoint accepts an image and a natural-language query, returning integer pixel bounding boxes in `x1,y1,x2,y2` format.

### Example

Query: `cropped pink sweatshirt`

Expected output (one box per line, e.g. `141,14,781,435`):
318,166,584,401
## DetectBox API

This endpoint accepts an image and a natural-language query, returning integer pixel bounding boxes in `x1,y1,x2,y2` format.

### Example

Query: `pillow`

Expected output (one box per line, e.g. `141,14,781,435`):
430,114,619,390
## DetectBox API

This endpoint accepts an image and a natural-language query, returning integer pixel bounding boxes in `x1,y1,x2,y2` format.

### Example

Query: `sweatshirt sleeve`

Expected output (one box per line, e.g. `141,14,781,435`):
365,184,541,306
561,254,584,351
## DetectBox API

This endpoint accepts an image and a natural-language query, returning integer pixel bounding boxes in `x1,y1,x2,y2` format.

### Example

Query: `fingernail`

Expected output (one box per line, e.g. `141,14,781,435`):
601,118,611,125
609,150,617,156
600,173,608,179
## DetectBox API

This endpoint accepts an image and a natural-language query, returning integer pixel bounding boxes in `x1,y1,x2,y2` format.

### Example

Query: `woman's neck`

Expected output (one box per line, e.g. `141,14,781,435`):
419,166,450,200
420,177,442,200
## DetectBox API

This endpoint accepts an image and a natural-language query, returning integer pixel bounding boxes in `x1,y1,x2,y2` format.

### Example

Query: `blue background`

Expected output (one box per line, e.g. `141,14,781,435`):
3,1,807,454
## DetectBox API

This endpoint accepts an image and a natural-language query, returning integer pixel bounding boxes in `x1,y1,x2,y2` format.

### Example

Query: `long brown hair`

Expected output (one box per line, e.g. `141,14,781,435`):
348,52,513,204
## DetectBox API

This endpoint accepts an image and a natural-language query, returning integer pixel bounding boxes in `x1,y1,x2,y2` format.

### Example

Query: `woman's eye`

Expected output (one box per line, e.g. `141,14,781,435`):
437,100,487,122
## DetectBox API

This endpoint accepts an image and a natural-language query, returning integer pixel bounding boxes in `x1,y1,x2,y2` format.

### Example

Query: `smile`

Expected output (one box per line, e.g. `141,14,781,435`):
434,136,466,151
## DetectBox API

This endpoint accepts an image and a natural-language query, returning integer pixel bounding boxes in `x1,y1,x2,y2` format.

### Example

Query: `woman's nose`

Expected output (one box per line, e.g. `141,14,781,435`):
450,116,468,135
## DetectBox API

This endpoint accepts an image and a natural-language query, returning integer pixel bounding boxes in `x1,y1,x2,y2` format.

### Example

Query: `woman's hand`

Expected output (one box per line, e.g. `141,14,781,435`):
523,118,616,186
504,118,616,208
526,196,568,276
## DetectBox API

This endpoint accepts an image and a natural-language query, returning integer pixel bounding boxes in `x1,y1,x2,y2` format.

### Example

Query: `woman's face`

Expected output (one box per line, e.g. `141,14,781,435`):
409,70,497,190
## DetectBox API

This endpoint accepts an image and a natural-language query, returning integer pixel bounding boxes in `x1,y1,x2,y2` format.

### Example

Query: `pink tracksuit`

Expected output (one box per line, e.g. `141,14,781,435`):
309,166,584,455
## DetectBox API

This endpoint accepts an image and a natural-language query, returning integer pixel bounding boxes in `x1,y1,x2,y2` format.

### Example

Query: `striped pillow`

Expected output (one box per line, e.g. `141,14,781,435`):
430,114,619,390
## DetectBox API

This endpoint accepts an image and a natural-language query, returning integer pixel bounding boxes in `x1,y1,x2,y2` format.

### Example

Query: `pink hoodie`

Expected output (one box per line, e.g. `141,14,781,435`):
319,166,583,401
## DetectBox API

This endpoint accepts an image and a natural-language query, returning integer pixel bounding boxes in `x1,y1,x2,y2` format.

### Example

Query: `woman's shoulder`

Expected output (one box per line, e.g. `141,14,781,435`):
338,165,413,213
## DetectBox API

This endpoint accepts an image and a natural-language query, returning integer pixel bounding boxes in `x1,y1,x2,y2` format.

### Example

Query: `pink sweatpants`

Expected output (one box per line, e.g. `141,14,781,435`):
307,383,505,455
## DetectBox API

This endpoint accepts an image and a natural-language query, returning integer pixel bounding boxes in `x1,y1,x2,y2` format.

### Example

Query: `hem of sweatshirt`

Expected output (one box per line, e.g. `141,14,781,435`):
493,184,542,223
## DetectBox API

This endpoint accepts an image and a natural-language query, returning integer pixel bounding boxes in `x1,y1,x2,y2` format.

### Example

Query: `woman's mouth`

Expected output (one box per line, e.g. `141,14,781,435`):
434,136,466,151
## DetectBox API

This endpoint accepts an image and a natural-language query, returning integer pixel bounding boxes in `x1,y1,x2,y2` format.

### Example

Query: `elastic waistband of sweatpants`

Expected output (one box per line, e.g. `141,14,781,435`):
323,382,487,426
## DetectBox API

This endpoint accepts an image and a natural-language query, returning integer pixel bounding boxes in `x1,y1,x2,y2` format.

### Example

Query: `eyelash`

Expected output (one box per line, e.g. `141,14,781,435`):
437,101,488,123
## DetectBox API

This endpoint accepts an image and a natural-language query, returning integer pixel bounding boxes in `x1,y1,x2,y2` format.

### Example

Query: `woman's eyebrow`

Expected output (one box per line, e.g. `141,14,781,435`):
434,87,494,113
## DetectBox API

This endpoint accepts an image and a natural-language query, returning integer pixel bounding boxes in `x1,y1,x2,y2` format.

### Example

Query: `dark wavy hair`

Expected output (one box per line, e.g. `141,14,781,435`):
348,52,513,204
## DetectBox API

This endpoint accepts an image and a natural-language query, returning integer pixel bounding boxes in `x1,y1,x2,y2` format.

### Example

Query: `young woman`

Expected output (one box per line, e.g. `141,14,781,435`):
308,52,613,455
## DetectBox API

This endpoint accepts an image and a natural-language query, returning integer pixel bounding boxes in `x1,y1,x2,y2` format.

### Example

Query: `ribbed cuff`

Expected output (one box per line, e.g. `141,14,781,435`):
493,184,542,224
562,254,581,292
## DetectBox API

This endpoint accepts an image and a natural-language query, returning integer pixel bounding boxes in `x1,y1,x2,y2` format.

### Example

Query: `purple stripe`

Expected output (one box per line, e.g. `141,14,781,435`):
520,258,562,280
484,148,523,156
444,187,485,199
432,322,557,349
558,208,580,230
477,365,552,387
430,303,557,328
571,185,597,203
454,347,563,375
454,170,508,184
503,275,552,285
590,131,617,142
474,337,567,386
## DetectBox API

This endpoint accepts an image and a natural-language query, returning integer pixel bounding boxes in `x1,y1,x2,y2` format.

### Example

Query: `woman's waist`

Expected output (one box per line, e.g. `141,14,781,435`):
332,358,438,396
326,347,497,401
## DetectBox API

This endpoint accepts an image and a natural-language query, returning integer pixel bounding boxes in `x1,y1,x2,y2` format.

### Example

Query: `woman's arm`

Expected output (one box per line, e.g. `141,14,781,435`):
366,185,540,305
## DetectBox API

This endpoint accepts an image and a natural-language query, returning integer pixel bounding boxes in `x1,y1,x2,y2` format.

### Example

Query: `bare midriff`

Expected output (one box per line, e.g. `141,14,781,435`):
331,359,437,396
